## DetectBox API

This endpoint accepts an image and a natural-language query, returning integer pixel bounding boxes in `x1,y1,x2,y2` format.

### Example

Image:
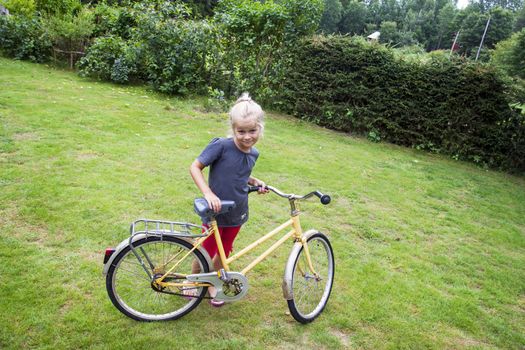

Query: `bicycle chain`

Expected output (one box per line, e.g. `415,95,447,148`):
156,288,213,299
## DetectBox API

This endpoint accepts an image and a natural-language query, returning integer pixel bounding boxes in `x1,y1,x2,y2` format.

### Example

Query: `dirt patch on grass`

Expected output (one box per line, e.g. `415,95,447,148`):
0,204,49,246
78,249,100,263
273,333,310,350
514,294,525,314
76,151,99,161
13,132,39,141
330,329,352,347
440,327,493,349
59,299,74,317
454,336,490,348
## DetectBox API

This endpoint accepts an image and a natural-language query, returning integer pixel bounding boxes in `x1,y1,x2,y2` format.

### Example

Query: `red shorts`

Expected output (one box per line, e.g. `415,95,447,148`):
202,225,241,258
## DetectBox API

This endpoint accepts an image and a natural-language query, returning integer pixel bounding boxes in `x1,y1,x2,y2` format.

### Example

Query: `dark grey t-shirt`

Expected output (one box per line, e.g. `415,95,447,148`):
197,137,259,227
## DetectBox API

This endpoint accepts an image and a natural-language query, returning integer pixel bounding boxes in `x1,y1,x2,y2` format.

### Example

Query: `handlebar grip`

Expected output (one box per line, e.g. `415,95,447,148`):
320,195,331,205
315,191,331,205
248,186,262,193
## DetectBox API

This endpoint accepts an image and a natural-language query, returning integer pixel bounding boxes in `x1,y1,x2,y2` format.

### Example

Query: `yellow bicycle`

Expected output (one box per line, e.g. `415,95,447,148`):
103,185,334,324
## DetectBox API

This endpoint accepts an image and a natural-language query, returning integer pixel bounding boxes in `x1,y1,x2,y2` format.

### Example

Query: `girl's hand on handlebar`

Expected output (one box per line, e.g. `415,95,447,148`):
254,181,269,194
249,177,269,194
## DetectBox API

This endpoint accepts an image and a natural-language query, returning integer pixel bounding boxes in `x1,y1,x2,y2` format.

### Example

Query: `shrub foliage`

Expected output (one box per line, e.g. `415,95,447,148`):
77,35,136,82
0,15,51,61
282,35,525,172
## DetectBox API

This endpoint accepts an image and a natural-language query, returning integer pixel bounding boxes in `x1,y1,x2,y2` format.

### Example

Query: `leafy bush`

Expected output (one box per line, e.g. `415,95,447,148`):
0,0,36,17
91,3,137,40
0,14,51,62
203,87,228,112
42,7,94,52
77,35,137,83
35,0,81,16
283,35,525,172
80,1,218,91
131,2,217,94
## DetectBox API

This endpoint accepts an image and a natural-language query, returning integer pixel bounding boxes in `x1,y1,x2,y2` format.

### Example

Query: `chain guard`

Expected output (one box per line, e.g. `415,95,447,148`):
186,271,249,302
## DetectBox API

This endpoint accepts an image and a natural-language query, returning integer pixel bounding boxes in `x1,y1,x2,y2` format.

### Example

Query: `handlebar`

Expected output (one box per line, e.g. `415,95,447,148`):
248,185,331,205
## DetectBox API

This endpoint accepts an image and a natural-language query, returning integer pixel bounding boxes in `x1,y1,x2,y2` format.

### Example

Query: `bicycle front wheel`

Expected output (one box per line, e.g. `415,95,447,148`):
287,232,334,323
106,235,209,321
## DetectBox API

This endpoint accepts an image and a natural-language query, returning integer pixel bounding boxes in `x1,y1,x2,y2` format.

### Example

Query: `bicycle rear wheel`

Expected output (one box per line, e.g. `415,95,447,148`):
287,232,334,323
106,235,209,321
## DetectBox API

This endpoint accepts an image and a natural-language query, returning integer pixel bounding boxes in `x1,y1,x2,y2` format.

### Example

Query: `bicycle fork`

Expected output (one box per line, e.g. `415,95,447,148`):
292,215,319,279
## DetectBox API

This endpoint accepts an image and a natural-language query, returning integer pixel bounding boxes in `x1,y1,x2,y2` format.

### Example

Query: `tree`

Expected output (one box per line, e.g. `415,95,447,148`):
214,0,323,100
456,5,514,57
435,2,458,49
317,0,514,51
379,0,403,23
365,0,382,27
486,6,515,46
491,27,525,78
380,20,399,43
454,5,484,54
476,0,524,11
319,0,343,33
515,4,525,31
339,0,367,34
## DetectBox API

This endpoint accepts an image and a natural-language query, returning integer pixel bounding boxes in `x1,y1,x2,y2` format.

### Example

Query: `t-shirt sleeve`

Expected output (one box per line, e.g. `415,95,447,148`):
197,138,223,166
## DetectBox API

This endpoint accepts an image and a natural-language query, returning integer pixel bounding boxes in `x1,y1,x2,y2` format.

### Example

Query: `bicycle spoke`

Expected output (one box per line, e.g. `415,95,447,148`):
115,264,152,281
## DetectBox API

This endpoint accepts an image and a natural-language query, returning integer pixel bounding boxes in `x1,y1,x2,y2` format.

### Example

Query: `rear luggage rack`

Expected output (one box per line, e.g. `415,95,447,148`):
130,219,208,239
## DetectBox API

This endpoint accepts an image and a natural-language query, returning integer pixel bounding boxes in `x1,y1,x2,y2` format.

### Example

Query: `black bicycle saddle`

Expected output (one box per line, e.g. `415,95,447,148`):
194,198,236,223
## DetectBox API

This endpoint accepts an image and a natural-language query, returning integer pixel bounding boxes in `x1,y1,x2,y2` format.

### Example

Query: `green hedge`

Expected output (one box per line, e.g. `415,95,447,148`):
282,35,525,173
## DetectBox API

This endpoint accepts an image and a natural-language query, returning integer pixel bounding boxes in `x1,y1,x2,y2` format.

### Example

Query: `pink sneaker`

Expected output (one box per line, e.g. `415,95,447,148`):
208,286,225,307
209,298,225,307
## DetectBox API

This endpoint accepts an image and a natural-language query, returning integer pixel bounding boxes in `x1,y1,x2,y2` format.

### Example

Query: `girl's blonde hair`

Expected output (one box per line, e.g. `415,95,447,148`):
229,92,265,135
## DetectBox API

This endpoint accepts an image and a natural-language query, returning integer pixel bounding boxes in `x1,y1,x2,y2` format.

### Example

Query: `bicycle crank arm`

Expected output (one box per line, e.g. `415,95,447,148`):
187,271,249,302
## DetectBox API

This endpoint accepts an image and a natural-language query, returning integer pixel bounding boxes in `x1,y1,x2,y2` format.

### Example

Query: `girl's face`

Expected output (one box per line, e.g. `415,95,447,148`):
232,117,261,152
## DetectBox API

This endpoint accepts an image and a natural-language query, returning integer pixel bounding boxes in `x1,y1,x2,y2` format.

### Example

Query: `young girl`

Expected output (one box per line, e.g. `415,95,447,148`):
189,92,267,306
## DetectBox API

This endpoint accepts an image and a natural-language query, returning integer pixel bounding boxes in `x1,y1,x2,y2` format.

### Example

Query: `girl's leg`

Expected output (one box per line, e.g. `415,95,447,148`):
202,225,241,270
208,226,241,271
218,226,241,262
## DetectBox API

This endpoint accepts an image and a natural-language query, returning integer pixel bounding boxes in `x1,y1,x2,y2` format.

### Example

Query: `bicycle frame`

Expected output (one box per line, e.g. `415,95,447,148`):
155,201,318,290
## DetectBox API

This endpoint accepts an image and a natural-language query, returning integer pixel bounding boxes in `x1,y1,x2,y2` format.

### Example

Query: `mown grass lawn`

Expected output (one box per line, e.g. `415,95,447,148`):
0,57,524,349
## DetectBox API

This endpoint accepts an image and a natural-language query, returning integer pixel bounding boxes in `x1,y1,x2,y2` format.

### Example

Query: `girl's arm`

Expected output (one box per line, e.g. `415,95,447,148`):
190,159,222,212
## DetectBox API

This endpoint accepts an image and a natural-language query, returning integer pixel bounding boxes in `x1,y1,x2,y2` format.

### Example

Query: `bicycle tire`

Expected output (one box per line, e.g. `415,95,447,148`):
106,235,209,321
287,232,334,323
